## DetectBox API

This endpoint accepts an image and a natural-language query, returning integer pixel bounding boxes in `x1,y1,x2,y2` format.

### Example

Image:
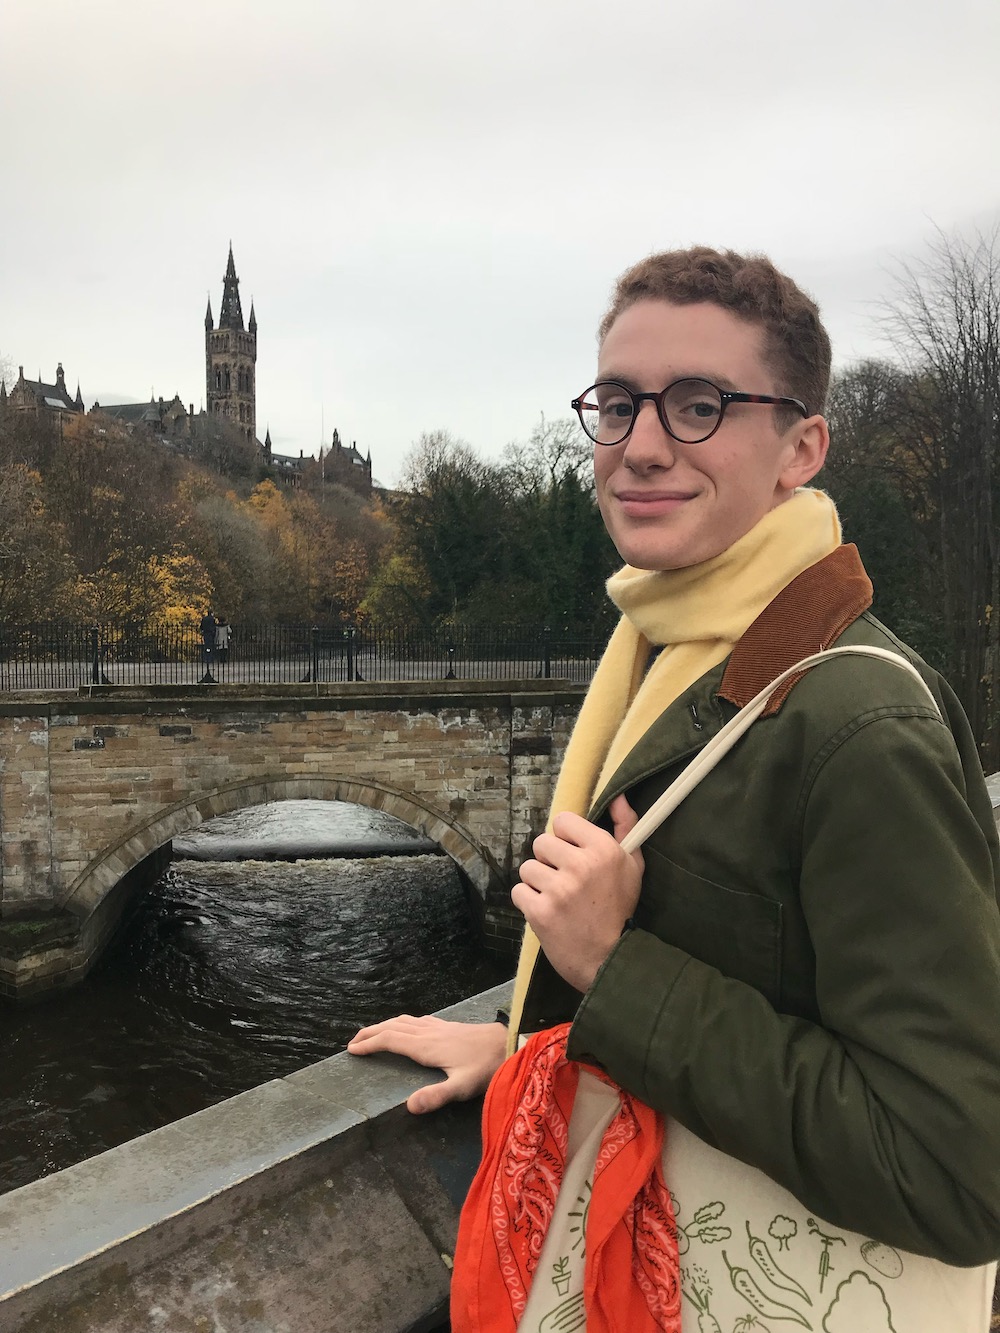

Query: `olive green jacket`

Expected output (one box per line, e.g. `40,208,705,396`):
521,546,1000,1266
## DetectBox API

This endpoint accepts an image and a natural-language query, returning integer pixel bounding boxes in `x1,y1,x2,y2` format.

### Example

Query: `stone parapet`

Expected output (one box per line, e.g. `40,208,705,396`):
0,982,512,1333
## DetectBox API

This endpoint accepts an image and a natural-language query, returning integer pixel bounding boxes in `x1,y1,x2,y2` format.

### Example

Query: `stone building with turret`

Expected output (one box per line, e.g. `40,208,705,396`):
205,245,257,443
0,363,85,418
89,394,193,440
324,427,373,494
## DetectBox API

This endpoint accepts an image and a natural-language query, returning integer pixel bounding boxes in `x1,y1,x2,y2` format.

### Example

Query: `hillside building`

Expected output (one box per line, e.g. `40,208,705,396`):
2,245,375,492
0,363,84,418
90,394,192,439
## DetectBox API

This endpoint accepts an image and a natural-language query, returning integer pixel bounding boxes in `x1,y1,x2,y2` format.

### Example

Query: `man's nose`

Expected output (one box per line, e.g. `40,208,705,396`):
623,399,676,468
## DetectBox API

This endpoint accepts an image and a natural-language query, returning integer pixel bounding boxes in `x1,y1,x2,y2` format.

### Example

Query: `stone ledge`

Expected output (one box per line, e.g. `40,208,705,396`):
0,680,588,720
0,911,80,960
0,981,512,1333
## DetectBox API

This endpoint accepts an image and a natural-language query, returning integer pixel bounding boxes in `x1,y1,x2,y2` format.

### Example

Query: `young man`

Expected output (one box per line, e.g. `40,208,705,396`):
350,248,1000,1329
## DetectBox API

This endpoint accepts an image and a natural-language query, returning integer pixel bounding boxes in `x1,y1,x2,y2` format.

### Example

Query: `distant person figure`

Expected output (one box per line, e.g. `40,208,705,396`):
214,616,231,666
199,609,217,658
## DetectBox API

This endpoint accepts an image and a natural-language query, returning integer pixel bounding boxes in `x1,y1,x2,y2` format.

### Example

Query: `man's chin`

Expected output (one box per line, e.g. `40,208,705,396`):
613,545,704,573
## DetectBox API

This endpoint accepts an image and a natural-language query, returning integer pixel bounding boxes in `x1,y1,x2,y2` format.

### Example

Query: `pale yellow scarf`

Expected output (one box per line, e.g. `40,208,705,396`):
506,488,842,1049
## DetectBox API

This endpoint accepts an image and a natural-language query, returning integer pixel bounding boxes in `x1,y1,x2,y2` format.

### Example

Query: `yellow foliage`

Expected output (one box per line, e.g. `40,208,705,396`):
71,550,213,626
148,551,215,627
246,479,287,515
332,539,371,621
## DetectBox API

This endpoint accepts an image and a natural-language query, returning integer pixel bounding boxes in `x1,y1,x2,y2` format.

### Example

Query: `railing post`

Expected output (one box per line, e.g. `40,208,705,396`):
543,625,551,680
445,640,456,680
311,626,320,684
346,626,356,682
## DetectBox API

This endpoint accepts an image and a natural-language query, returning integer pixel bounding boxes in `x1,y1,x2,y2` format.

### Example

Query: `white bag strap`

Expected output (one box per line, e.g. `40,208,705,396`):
619,645,941,856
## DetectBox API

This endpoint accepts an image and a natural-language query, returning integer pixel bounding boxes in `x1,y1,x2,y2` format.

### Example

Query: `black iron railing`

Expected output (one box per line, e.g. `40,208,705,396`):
0,621,606,690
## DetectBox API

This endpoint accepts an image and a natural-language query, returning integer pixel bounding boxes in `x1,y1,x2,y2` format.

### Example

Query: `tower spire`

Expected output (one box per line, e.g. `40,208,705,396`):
205,293,213,331
219,243,244,331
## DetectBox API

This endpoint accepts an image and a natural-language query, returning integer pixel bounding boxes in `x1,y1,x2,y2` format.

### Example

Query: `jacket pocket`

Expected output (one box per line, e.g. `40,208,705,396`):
640,845,783,1007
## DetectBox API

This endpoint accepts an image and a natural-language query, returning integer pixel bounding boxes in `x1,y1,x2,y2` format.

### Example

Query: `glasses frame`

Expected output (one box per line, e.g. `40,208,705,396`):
571,377,810,447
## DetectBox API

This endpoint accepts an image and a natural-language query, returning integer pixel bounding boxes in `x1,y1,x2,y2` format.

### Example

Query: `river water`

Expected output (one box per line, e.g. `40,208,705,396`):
0,801,511,1196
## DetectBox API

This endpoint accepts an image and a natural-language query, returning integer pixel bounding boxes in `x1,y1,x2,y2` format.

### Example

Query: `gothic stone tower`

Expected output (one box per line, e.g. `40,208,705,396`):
205,244,257,442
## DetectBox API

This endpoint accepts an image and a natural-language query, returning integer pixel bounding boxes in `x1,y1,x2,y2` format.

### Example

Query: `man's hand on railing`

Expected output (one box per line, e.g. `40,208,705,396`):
347,1014,508,1114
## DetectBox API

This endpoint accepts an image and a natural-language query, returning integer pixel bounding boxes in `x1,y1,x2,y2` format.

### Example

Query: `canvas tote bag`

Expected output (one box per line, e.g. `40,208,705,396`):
621,646,996,1333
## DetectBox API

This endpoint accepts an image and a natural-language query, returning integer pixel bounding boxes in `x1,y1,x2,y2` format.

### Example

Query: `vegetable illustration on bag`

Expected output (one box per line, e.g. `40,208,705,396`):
746,1221,811,1305
681,1263,725,1333
722,1251,813,1329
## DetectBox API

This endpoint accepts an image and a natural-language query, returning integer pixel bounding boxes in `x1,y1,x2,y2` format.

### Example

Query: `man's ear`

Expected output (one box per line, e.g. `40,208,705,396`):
779,415,829,490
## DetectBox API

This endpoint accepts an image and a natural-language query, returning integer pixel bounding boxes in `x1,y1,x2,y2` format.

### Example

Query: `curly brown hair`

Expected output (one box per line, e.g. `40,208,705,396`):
599,247,831,421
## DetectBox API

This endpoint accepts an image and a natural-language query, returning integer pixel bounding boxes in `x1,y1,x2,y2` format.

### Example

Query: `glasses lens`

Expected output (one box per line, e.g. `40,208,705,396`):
662,379,723,442
578,383,634,445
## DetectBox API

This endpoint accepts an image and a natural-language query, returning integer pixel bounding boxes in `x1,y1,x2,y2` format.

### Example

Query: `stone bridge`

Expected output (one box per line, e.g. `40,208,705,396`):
0,679,585,997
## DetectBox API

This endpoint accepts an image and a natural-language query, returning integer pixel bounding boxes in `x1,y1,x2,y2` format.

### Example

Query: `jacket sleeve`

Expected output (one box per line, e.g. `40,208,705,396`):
567,708,1000,1265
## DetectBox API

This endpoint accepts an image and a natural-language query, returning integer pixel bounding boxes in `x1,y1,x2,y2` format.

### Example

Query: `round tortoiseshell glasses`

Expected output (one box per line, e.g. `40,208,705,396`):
572,378,809,446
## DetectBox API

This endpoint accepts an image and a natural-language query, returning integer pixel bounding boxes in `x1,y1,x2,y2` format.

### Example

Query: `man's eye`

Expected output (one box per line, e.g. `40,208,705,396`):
689,399,719,418
674,395,720,419
598,395,633,419
666,381,723,424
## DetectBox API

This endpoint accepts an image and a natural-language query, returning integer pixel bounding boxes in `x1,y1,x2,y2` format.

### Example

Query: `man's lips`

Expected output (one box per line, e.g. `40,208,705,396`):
612,490,697,516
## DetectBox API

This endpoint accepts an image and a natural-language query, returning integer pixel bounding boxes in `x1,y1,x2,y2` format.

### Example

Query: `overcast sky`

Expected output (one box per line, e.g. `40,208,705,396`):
2,0,997,486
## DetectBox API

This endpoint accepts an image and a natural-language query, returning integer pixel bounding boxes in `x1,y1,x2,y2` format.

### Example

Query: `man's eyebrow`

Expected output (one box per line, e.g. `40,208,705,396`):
593,372,643,391
595,371,743,393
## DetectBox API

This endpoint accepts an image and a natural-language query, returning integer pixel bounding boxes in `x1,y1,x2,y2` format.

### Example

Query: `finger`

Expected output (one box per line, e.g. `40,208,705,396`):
406,1074,456,1115
510,880,534,919
530,829,580,868
511,880,550,928
512,880,556,934
609,794,640,844
347,1025,431,1059
609,795,646,875
347,1015,419,1048
515,859,562,894
549,810,599,845
347,1031,400,1055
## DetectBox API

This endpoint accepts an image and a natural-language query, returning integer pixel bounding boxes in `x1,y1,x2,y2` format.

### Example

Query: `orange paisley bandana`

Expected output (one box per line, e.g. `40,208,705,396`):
451,1024,681,1333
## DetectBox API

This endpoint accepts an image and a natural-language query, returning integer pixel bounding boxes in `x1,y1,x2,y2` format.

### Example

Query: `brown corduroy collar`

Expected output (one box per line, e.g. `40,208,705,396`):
719,544,874,718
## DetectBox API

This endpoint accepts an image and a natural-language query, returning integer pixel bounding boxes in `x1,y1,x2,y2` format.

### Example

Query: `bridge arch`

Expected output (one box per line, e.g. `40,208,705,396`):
61,774,505,921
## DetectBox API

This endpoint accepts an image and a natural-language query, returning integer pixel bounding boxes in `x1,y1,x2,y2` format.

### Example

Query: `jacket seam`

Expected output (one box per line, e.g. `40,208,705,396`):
793,704,947,835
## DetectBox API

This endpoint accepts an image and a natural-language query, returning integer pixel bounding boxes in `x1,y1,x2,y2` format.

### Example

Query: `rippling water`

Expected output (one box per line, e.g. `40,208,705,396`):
0,802,510,1195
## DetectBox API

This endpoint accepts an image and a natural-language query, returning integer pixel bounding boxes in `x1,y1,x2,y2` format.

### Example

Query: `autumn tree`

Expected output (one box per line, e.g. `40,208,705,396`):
0,464,76,620
43,416,186,620
185,485,275,620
